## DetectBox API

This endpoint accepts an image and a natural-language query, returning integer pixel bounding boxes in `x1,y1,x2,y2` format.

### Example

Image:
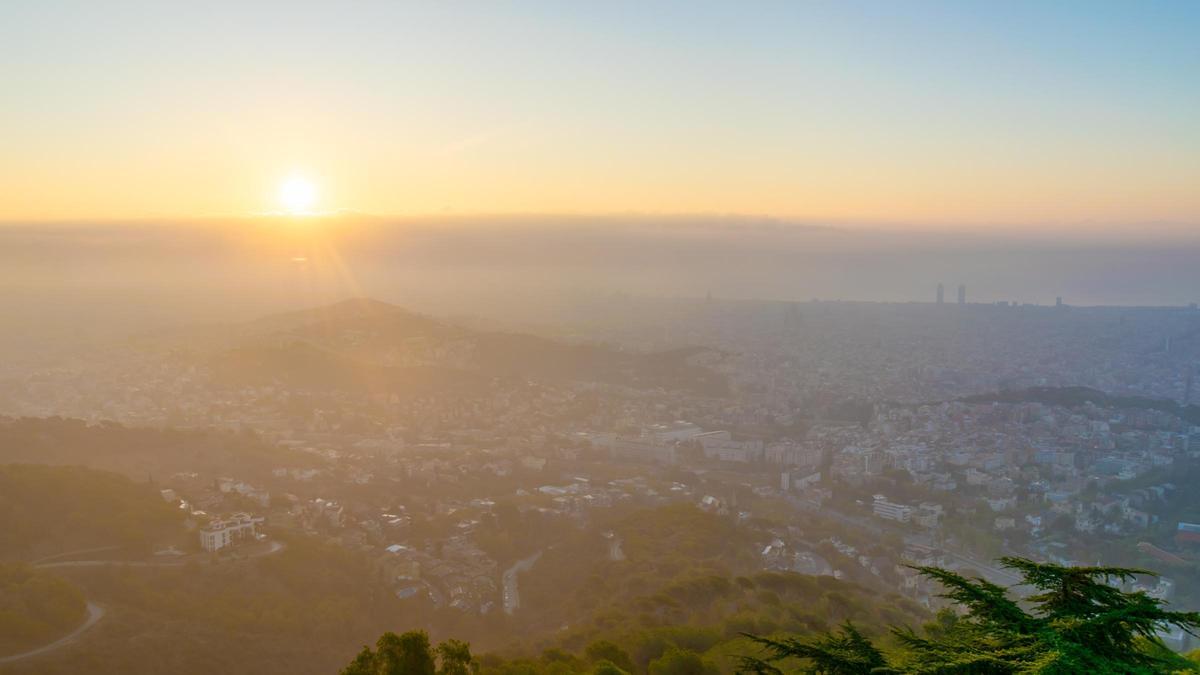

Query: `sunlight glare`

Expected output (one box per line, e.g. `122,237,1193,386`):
278,175,318,214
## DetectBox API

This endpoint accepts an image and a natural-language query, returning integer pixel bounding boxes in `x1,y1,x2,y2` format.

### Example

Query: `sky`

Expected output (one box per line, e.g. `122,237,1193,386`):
1,1,1198,229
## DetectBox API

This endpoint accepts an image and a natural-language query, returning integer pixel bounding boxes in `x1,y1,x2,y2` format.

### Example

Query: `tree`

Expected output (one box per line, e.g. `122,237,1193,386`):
438,639,477,675
342,646,378,675
741,622,891,675
743,557,1200,674
591,660,631,675
647,646,720,675
585,640,636,674
341,630,438,675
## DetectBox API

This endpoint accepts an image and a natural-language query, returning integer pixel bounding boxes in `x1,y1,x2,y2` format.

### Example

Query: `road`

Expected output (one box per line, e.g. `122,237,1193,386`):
37,540,286,569
30,546,123,565
1,539,288,663
608,537,625,561
502,551,542,615
0,602,105,665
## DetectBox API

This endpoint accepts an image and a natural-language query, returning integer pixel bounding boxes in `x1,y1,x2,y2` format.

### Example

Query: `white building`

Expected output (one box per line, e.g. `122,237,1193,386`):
695,431,764,462
200,512,264,552
647,421,705,442
872,495,913,523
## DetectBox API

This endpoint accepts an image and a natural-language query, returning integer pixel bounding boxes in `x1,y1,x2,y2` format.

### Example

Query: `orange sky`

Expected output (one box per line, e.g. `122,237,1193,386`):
2,3,1197,229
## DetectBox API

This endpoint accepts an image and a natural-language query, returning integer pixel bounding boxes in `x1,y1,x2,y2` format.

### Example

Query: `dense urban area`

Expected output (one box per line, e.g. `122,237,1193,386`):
3,294,1200,673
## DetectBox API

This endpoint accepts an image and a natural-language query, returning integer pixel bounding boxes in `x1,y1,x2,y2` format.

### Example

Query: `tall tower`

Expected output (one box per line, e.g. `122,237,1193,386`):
957,284,966,305
936,283,944,305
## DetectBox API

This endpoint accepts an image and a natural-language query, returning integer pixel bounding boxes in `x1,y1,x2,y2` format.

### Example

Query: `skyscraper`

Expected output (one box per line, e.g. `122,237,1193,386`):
957,284,966,305
936,283,944,305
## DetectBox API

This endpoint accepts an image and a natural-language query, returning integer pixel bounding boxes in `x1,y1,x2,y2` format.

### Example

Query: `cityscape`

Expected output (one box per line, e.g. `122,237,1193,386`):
3,1,1200,674
3,292,1200,672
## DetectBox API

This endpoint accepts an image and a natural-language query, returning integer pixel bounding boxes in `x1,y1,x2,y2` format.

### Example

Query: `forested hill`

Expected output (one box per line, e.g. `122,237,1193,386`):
0,464,183,560
483,504,928,673
0,416,323,481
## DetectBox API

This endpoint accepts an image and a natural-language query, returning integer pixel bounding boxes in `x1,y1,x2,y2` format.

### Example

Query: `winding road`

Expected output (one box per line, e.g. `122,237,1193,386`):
0,540,287,665
0,602,105,666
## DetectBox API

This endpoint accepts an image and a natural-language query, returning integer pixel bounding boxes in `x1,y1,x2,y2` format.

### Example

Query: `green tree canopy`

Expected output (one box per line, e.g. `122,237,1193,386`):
342,630,445,675
585,640,636,674
744,557,1200,674
647,646,720,675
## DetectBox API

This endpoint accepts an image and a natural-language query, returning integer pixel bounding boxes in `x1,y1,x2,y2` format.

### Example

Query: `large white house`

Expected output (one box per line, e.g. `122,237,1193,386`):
200,512,264,552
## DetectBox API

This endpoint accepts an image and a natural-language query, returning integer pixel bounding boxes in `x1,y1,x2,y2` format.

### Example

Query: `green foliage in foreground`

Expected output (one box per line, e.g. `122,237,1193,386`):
341,630,730,675
341,631,475,675
742,557,1200,674
344,558,1200,675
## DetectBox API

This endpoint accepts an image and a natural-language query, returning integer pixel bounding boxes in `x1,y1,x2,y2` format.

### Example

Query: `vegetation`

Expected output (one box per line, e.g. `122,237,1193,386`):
0,463,183,559
0,416,323,482
340,630,725,675
341,549,924,675
0,563,87,657
5,533,451,675
742,557,1200,674
500,504,924,672
518,504,763,634
344,558,1200,675
341,631,474,675
0,496,920,675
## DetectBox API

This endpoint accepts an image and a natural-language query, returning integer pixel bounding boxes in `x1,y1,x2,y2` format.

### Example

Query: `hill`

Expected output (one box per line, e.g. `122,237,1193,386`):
198,299,727,396
209,342,488,395
504,505,926,671
0,464,184,560
0,534,439,675
0,416,324,483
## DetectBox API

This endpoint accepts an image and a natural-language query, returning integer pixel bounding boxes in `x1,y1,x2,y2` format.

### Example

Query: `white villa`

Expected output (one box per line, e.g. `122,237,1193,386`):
200,512,265,552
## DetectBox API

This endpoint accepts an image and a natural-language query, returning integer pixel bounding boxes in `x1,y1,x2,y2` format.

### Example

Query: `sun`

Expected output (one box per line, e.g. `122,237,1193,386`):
278,175,318,214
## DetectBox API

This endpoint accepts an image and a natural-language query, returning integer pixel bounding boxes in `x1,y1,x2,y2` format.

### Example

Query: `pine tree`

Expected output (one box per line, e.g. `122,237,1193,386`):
741,621,893,674
742,557,1200,674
